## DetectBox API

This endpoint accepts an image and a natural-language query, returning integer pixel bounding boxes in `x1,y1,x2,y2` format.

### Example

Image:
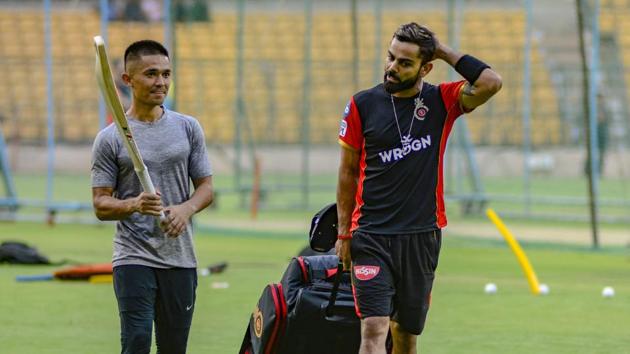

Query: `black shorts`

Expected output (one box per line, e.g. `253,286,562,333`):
350,230,442,335
113,265,197,354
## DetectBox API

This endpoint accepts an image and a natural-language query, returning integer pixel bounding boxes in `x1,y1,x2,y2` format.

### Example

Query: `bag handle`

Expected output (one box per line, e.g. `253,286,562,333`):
325,261,345,317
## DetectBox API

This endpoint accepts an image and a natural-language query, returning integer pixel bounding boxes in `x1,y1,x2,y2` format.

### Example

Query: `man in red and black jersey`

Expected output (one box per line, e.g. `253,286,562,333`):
335,23,502,354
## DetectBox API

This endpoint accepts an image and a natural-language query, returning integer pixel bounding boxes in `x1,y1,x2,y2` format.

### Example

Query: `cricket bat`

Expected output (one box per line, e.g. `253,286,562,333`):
93,35,165,221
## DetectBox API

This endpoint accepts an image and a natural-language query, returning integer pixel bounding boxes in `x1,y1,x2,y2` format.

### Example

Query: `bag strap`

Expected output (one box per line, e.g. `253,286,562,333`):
325,261,345,317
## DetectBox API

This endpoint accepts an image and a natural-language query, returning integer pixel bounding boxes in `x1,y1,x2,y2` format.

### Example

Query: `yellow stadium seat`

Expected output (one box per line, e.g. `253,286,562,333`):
0,8,566,145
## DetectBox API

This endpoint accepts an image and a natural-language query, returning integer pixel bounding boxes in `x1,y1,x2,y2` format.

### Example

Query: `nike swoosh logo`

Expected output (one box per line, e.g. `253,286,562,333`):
186,304,193,311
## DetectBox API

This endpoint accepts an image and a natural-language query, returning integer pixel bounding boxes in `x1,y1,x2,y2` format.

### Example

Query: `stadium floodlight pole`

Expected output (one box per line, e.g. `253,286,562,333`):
234,0,245,205
351,0,359,92
0,129,17,209
163,0,176,110
44,0,56,223
163,0,172,54
372,0,383,85
588,0,601,247
98,0,109,130
522,0,533,216
445,0,462,194
447,0,484,212
575,0,600,248
300,0,313,209
93,36,166,222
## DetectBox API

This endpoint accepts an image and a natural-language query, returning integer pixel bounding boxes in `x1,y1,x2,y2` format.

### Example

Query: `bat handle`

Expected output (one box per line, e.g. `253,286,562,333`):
136,168,167,222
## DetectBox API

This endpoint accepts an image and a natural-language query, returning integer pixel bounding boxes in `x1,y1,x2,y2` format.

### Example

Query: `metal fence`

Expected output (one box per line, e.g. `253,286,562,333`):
0,0,629,226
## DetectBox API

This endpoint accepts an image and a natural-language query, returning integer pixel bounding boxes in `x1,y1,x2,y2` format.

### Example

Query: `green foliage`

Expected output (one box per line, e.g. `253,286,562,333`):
1,222,628,353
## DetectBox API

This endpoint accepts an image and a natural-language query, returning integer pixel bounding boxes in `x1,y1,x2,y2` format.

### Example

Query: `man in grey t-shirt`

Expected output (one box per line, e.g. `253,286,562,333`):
91,39,213,354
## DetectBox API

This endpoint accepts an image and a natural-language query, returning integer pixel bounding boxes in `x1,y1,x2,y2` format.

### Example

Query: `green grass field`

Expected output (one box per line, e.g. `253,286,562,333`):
1,222,629,354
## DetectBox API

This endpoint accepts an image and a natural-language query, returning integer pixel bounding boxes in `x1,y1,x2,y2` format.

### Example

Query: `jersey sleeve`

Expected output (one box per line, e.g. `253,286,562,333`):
187,118,213,180
439,80,470,119
91,129,119,189
338,97,363,150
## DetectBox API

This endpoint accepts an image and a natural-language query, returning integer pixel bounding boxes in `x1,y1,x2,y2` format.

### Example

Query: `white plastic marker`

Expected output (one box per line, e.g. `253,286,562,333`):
538,283,550,295
602,286,615,298
484,283,498,295
93,35,165,221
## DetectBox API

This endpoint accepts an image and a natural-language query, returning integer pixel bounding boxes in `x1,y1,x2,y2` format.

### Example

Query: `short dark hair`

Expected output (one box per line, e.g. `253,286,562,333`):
393,23,436,64
124,40,169,70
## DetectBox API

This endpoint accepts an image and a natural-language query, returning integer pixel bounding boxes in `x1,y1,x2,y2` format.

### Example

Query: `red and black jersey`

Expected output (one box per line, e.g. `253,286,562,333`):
339,81,468,234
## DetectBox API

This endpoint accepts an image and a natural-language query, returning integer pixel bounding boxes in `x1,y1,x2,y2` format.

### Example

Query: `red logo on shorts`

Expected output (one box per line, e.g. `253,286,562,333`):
354,265,380,281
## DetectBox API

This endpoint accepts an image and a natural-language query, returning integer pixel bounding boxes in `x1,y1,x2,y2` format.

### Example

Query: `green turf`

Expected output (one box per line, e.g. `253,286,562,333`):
1,222,628,353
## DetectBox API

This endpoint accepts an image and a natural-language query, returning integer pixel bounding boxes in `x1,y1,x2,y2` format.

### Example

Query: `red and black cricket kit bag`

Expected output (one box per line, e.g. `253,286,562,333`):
239,255,361,354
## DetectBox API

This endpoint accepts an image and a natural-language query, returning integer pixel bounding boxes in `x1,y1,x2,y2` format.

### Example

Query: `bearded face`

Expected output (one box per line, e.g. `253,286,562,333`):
383,68,421,94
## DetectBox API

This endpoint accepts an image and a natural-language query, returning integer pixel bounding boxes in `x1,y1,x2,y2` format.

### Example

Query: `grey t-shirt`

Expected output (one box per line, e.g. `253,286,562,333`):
91,109,212,269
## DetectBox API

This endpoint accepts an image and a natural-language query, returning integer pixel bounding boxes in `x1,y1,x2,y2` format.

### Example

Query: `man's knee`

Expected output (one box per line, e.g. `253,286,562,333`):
361,316,390,353
391,321,417,354
363,316,390,337
121,326,152,354
120,310,153,354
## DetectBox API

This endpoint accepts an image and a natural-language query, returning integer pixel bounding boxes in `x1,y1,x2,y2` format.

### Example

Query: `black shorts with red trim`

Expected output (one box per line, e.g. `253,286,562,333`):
350,230,442,335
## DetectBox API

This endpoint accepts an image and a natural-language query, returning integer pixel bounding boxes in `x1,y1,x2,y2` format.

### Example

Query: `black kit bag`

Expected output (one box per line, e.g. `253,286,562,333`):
0,241,51,264
239,255,363,354
239,204,392,354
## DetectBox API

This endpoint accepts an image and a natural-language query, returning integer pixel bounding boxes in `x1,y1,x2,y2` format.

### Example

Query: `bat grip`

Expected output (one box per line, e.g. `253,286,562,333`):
136,168,167,222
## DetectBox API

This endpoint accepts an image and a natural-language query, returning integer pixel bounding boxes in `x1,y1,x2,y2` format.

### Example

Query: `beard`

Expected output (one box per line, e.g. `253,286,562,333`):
383,69,421,94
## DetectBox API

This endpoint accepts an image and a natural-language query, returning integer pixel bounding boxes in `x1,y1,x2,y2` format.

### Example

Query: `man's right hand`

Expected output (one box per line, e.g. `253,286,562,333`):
335,238,352,271
133,192,163,216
